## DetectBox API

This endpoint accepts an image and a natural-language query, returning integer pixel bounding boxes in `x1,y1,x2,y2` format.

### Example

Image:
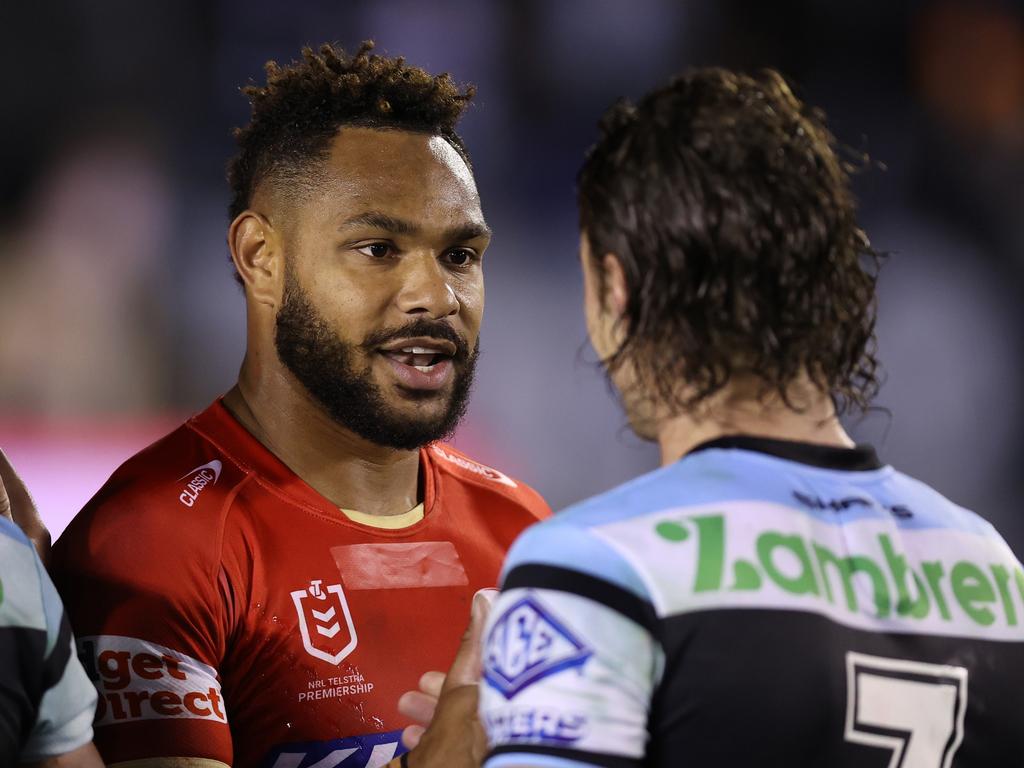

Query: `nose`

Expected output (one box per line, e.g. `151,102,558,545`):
395,252,459,319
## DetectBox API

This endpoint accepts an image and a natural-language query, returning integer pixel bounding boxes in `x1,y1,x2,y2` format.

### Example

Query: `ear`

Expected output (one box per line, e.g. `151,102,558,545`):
601,252,629,319
228,210,283,308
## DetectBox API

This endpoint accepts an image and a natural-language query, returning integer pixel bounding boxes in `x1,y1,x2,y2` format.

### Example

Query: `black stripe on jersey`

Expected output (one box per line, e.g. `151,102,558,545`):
0,625,49,763
488,744,641,768
502,564,658,633
687,435,883,471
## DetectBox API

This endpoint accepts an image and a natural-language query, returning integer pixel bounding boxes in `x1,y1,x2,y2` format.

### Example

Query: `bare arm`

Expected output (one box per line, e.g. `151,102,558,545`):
24,742,104,768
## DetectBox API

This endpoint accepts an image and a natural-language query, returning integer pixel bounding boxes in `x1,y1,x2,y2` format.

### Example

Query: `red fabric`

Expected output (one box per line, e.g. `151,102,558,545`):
51,399,550,767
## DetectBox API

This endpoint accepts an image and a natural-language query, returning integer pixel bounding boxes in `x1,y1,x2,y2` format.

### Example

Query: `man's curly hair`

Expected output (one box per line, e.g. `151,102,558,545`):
227,41,474,222
577,68,882,415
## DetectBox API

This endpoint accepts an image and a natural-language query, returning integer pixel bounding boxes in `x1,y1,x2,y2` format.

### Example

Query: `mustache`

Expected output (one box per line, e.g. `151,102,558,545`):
362,319,472,359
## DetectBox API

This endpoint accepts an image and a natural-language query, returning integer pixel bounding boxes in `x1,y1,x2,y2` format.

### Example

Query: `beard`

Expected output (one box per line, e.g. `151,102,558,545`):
274,271,477,450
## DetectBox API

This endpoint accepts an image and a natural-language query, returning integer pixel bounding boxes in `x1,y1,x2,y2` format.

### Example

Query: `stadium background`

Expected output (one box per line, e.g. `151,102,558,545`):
1,0,1022,555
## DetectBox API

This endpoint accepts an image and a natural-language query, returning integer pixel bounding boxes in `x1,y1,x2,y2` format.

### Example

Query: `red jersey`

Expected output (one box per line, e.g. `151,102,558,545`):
50,399,550,767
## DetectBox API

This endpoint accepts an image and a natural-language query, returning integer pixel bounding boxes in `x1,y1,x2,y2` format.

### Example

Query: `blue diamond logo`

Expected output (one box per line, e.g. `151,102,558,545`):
483,594,592,699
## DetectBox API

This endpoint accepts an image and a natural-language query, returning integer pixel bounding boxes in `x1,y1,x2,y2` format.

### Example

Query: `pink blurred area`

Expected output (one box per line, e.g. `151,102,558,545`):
1,417,182,540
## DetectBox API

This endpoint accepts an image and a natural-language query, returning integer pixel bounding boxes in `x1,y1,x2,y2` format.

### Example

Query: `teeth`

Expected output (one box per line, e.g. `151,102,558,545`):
401,346,438,354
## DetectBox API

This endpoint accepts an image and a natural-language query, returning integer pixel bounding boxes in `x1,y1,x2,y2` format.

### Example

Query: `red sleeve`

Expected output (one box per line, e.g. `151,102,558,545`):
50,453,245,765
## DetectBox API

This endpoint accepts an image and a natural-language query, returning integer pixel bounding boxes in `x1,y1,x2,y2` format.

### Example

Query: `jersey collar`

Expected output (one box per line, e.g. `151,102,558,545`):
687,435,883,471
188,397,438,521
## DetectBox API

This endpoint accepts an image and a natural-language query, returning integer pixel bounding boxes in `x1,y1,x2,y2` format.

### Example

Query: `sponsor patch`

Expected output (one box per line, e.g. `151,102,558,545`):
78,635,226,725
291,579,358,666
264,729,405,768
177,459,223,507
331,541,469,590
431,445,517,488
484,706,587,745
484,595,592,699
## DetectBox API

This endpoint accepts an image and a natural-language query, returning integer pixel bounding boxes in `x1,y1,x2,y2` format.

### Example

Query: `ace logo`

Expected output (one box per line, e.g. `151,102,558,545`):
291,580,358,665
484,595,592,699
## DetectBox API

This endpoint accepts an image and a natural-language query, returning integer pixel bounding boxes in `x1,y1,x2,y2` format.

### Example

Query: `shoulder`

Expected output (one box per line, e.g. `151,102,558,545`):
0,517,48,633
886,468,1001,534
51,417,252,585
427,443,551,521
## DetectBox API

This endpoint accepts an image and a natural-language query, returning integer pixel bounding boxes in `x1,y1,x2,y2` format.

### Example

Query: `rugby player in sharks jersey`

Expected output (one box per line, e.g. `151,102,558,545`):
403,69,1024,768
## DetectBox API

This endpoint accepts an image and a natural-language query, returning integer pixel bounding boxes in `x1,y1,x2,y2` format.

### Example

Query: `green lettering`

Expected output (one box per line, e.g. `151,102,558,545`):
952,562,996,626
922,562,952,621
812,544,890,617
730,560,762,591
990,565,1018,627
757,532,819,596
849,556,891,618
879,535,930,619
655,521,688,542
814,543,857,611
1015,568,1024,606
691,515,725,592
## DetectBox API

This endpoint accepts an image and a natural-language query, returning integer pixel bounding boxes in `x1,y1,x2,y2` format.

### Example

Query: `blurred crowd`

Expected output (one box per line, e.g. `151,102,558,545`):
1,0,1022,550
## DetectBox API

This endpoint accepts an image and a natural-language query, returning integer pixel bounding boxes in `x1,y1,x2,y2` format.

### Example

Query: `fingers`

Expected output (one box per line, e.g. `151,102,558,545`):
0,448,50,561
419,671,445,699
401,723,426,750
0,449,33,519
443,588,498,692
398,690,438,725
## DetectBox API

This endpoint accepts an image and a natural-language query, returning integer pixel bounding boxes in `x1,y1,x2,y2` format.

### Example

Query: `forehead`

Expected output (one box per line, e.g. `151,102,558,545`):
315,126,482,228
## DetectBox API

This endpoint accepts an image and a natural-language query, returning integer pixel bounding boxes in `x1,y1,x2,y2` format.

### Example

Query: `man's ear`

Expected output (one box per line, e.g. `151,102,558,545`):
601,252,629,319
229,210,283,308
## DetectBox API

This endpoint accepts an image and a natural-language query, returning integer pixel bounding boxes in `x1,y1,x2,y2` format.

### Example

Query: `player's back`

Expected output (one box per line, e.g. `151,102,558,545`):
480,436,1024,767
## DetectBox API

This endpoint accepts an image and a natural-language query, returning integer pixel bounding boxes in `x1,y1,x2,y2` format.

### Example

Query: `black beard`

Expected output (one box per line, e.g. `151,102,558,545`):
274,272,477,450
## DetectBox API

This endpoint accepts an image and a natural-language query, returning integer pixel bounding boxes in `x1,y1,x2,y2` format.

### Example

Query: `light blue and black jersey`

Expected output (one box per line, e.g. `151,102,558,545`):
479,436,1024,767
0,517,95,763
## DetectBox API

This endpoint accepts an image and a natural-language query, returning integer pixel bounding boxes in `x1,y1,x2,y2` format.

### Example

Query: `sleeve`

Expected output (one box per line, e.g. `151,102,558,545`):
479,522,663,768
19,560,97,762
50,492,233,765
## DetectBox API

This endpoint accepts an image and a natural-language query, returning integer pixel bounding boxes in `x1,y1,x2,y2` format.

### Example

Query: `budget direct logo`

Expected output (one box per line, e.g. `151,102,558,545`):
484,595,592,699
78,635,226,725
177,460,222,507
642,507,1024,639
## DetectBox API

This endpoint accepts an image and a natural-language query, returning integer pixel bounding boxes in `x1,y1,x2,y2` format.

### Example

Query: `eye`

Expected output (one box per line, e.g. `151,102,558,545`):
444,248,478,266
356,243,394,259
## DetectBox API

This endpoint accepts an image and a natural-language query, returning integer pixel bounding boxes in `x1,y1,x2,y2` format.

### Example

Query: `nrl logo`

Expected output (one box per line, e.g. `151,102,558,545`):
483,595,591,699
291,580,358,666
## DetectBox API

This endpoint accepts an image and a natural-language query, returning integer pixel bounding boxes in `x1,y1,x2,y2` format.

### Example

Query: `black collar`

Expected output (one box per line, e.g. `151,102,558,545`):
687,435,883,471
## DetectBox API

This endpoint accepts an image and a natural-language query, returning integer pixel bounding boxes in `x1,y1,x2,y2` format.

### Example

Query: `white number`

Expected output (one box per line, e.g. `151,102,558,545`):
845,652,968,768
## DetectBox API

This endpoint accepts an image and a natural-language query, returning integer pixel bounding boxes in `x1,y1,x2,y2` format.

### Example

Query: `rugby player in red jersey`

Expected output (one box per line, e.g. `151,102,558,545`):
49,42,549,768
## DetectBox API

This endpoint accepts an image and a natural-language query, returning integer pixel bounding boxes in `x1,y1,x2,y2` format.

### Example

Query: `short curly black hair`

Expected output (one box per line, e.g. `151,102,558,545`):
578,68,881,414
227,41,475,223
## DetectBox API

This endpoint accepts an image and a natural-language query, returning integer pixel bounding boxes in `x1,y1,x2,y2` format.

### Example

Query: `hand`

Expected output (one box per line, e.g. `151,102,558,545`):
396,589,497,768
0,448,51,563
398,670,445,749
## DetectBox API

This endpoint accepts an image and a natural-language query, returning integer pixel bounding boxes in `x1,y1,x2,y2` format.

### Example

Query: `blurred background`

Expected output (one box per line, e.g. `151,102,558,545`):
1,0,1022,552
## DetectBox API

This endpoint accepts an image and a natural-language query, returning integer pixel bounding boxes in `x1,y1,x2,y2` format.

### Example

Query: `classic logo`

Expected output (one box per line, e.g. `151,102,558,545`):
291,580,358,666
431,445,517,488
177,460,222,508
483,595,592,699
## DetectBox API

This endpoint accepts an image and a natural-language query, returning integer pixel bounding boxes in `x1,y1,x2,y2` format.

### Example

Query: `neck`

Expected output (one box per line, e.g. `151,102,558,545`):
654,381,855,467
224,352,421,515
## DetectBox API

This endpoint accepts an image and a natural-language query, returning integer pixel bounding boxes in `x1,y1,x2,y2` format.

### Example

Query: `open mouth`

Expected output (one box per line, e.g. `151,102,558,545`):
376,337,459,391
380,346,452,372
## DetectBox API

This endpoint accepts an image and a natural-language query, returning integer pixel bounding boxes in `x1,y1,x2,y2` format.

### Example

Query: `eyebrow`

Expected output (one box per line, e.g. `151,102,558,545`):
338,210,491,242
